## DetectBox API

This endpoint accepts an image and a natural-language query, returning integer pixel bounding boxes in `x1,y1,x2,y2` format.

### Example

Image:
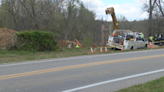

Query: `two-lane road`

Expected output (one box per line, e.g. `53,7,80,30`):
1,49,164,92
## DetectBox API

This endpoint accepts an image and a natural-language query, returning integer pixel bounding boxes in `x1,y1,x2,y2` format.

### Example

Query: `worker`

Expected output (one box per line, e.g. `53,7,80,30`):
67,44,71,48
135,35,138,41
159,34,162,39
149,36,153,42
153,34,158,41
155,34,157,37
161,34,164,39
76,44,80,48
141,34,144,39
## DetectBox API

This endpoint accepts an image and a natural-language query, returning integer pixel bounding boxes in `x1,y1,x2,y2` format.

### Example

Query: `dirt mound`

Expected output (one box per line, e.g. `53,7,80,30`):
57,40,98,48
65,40,76,45
0,28,18,49
57,40,76,48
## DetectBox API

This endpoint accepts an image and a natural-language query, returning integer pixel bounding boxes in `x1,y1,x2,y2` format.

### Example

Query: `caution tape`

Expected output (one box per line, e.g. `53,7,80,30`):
94,48,97,52
92,40,164,52
152,40,164,43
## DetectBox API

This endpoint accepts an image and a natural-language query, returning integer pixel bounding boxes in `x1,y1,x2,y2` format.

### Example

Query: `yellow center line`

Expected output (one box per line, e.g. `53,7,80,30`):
1,54,164,80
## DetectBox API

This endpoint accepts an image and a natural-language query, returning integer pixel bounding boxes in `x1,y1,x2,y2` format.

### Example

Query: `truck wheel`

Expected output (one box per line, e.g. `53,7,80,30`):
159,42,163,46
144,44,147,49
130,46,133,50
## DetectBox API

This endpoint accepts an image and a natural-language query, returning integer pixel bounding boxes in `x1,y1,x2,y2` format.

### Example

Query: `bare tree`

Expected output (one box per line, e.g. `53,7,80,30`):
152,7,163,34
0,0,101,44
143,0,157,36
156,0,164,16
149,0,157,36
1,0,25,31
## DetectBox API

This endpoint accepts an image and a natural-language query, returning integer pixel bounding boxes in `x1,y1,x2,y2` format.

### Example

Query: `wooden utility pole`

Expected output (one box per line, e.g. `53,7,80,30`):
101,25,105,47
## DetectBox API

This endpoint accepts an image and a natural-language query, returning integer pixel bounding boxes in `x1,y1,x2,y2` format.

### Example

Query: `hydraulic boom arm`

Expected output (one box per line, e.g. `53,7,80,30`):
105,7,118,36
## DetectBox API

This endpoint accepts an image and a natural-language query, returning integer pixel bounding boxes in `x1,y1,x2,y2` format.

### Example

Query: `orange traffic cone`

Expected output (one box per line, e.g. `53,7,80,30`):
112,31,115,37
105,47,108,52
121,46,123,51
100,47,103,53
90,47,94,54
150,42,152,49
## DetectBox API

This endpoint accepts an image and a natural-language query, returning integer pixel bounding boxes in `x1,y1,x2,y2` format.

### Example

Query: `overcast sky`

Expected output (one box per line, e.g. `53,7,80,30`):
81,0,148,21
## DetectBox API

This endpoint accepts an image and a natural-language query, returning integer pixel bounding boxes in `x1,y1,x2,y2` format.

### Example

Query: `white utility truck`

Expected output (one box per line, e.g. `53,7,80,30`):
106,29,148,50
105,7,148,50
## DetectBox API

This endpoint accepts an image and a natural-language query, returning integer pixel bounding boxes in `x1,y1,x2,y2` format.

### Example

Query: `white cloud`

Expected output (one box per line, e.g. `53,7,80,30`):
81,0,149,21
105,1,148,21
80,0,107,18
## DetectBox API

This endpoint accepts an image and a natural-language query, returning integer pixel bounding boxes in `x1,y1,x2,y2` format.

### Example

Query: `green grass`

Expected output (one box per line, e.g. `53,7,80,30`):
0,47,98,63
40,56,46,59
0,46,123,64
0,46,164,64
116,77,164,92
24,57,36,61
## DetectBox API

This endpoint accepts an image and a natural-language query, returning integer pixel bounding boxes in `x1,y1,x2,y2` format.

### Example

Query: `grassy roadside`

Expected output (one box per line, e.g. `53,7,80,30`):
0,47,164,64
0,46,164,64
0,47,145,64
0,47,120,64
116,77,164,92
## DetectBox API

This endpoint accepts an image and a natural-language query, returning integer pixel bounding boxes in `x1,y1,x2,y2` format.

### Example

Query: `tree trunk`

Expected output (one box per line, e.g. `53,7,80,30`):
149,0,152,37
148,0,157,37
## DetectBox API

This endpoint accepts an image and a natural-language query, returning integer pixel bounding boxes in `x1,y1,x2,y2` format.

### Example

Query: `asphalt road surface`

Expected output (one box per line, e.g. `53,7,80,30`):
1,49,164,92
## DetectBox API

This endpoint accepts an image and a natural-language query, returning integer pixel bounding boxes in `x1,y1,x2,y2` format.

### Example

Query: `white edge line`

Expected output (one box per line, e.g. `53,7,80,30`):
62,69,164,92
0,49,164,67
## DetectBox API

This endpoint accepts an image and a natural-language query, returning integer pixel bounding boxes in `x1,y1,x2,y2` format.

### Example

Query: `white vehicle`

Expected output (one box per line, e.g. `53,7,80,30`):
105,7,148,50
106,30,148,50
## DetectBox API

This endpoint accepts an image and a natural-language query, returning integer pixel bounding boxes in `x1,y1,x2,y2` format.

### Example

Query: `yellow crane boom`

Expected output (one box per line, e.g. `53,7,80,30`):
105,7,118,36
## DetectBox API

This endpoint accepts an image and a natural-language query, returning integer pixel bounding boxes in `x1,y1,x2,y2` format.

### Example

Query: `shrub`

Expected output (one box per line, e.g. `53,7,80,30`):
15,30,58,52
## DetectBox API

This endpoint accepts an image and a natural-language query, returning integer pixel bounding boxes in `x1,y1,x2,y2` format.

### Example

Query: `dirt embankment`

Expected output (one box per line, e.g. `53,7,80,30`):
0,28,18,49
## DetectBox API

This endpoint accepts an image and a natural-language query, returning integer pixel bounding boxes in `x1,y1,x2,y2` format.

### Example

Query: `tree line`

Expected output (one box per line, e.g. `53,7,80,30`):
0,0,102,45
0,0,164,45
